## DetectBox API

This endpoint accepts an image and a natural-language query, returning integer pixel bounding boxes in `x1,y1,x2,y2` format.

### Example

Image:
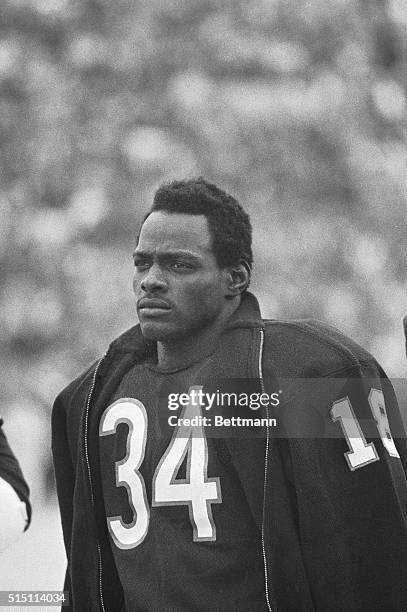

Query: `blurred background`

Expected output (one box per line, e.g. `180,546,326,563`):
0,0,406,601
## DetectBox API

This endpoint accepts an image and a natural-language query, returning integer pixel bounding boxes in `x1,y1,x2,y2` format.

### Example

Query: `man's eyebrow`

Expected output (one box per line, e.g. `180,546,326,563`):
160,250,201,260
132,249,201,261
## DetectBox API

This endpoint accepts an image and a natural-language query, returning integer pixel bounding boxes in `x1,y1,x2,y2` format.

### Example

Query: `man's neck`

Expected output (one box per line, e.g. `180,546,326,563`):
156,299,240,370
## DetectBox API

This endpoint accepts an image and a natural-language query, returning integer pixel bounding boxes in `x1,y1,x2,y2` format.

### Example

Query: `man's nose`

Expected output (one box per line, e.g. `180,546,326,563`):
140,264,167,292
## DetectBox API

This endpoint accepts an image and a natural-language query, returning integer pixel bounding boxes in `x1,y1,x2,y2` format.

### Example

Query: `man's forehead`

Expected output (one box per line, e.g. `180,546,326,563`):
137,211,212,251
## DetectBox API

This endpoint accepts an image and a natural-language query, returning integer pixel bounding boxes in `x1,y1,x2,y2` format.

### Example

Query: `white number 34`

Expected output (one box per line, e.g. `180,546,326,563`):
99,394,221,550
330,388,400,470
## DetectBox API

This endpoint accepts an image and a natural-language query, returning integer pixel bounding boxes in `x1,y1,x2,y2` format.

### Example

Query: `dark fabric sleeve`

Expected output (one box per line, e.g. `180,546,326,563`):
51,362,100,612
51,392,76,612
0,418,31,529
288,370,407,612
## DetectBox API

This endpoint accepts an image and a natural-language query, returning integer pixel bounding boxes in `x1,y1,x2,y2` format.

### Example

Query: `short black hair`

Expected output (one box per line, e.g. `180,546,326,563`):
144,177,253,269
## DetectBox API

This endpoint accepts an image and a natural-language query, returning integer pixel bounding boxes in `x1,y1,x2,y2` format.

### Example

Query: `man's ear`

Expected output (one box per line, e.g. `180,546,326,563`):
225,261,251,297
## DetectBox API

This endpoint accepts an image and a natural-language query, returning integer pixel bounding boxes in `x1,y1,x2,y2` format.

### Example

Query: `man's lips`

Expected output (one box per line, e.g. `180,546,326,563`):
137,298,171,310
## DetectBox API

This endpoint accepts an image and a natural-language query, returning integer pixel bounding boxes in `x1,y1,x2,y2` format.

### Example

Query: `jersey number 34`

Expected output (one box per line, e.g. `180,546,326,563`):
99,396,221,550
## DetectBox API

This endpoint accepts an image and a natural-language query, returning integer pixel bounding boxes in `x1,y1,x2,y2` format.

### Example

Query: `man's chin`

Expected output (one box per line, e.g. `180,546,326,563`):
139,321,172,341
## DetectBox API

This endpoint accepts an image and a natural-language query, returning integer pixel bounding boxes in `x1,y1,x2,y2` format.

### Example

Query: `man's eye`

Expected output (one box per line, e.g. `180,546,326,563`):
170,262,192,270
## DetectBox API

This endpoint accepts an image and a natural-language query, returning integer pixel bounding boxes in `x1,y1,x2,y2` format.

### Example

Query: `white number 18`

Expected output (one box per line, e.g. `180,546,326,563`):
330,388,400,471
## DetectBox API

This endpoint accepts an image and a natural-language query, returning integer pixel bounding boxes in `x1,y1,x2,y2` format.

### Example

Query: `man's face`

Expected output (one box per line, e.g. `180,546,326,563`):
133,211,230,342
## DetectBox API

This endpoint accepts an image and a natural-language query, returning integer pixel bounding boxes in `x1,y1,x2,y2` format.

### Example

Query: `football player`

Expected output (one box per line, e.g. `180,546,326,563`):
52,178,407,611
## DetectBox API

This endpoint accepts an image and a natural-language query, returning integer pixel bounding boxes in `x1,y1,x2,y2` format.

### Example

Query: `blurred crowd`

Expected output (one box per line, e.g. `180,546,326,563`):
1,0,407,502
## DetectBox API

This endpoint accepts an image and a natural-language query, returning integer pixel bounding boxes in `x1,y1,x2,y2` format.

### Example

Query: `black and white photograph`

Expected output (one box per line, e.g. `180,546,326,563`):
0,1,407,610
